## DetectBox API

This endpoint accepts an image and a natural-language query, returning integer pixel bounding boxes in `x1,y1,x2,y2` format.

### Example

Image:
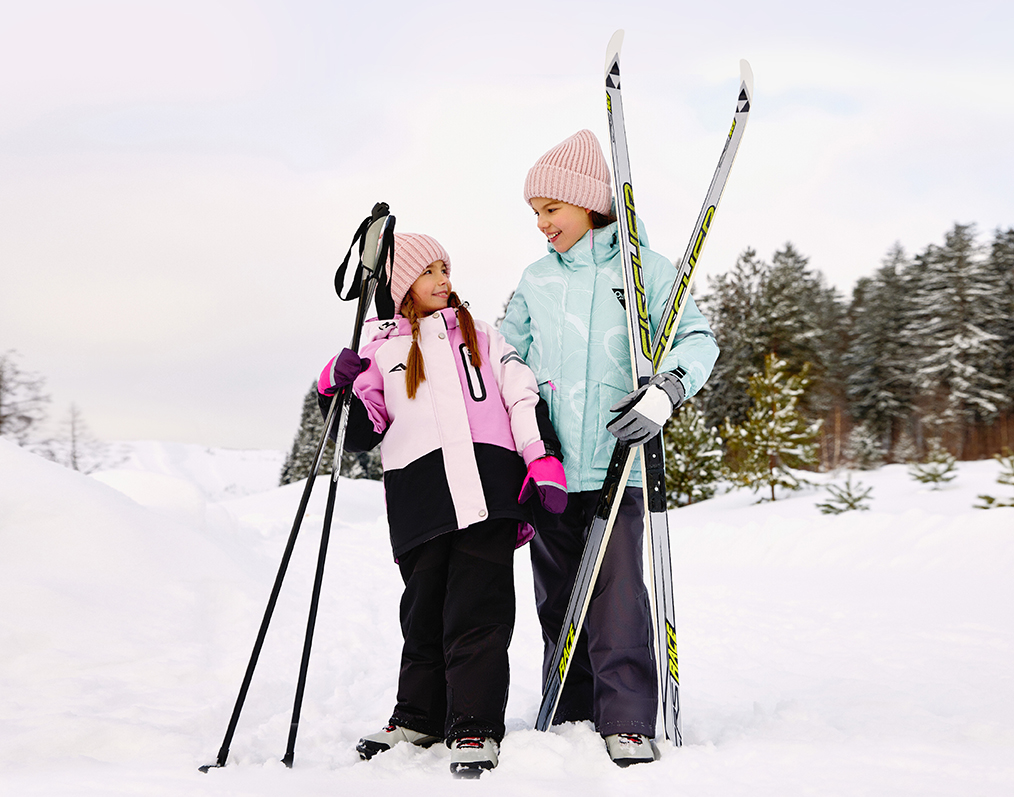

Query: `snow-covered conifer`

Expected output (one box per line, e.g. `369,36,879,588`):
0,350,50,446
758,243,847,421
843,244,917,459
906,225,1006,454
724,353,823,501
662,400,725,507
985,228,1014,411
843,421,885,470
279,385,382,486
908,438,958,489
975,448,1014,509
280,384,332,486
816,472,873,514
698,248,769,428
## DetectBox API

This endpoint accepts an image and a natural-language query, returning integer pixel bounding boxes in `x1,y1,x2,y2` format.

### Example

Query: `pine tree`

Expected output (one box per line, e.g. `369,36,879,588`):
906,224,1006,454
816,473,874,514
724,353,823,501
975,448,1014,509
698,248,769,428
0,350,50,446
908,438,958,489
700,244,846,469
280,385,330,486
279,384,383,486
55,403,109,474
843,421,885,470
757,243,847,420
662,400,724,507
985,228,1014,411
843,244,917,459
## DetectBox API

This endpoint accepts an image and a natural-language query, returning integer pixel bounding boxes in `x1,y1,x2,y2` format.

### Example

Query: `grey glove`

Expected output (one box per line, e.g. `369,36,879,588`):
606,371,686,446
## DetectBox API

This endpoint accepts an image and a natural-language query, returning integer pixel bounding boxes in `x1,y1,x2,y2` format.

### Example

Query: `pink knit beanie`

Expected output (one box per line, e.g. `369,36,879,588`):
524,129,612,215
389,233,451,313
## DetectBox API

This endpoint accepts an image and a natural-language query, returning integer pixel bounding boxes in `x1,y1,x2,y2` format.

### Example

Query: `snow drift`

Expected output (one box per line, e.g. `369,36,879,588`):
1,438,1012,795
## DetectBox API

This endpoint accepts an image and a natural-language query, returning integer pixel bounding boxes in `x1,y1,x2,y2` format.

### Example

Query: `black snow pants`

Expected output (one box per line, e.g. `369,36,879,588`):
388,518,517,743
528,486,658,737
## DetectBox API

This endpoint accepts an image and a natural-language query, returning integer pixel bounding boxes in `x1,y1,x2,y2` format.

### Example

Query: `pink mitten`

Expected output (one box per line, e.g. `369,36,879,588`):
518,456,568,514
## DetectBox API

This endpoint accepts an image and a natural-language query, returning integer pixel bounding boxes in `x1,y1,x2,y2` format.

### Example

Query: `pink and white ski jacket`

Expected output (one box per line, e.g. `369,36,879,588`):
342,306,554,558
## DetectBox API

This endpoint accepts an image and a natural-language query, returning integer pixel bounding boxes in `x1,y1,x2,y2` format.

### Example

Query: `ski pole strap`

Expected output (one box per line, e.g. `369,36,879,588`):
373,220,397,320
334,202,392,303
333,216,371,302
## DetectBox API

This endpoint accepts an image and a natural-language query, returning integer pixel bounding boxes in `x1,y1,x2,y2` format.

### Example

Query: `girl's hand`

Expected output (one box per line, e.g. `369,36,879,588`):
318,348,370,396
519,456,568,514
606,371,686,446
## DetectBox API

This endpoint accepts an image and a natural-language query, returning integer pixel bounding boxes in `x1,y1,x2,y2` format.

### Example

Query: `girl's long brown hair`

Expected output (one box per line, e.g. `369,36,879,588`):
400,291,481,400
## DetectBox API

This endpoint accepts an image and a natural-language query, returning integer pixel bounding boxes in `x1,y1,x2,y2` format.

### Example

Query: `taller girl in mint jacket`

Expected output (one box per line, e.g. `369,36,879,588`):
501,129,718,765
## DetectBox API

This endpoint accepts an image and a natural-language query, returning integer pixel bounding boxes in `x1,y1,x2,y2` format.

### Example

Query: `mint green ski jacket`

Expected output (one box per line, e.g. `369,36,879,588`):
501,219,719,492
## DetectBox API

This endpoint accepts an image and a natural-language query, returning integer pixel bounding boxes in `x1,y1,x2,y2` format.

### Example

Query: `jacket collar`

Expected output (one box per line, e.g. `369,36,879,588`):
380,305,459,337
552,222,618,270
547,215,651,268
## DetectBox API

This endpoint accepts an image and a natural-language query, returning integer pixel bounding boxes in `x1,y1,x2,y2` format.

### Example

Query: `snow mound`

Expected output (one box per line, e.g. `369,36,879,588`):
2,438,1013,796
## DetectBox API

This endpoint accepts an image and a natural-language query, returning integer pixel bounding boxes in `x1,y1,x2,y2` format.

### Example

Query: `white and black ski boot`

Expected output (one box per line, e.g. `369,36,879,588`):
603,733,659,767
449,736,498,779
356,724,441,760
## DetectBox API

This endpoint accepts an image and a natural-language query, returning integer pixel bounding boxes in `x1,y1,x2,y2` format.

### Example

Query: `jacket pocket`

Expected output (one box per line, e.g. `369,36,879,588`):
590,376,634,473
459,344,487,402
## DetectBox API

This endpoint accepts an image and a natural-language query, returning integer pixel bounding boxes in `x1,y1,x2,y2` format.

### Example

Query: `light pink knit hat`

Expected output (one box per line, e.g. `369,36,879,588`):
389,233,451,312
524,129,612,215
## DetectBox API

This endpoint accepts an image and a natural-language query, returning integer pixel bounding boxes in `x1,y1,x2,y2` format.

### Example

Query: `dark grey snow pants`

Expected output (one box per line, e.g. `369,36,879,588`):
528,486,658,737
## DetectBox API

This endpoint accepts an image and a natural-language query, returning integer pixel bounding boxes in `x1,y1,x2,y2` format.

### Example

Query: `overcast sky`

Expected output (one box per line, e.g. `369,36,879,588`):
2,0,1012,452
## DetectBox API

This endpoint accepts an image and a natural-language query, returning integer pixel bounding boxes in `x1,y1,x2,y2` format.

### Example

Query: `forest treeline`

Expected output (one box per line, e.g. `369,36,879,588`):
281,222,1013,488
698,222,1014,466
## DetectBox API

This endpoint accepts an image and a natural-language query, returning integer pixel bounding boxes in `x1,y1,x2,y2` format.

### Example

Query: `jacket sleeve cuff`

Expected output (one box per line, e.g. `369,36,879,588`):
522,441,547,467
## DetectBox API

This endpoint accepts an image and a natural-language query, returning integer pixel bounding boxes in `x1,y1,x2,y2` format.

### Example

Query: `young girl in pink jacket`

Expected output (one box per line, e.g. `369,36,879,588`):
318,232,565,779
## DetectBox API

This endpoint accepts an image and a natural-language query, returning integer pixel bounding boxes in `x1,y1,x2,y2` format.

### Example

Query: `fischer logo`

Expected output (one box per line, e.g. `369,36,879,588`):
558,622,577,681
622,182,652,360
655,204,716,370
666,622,679,681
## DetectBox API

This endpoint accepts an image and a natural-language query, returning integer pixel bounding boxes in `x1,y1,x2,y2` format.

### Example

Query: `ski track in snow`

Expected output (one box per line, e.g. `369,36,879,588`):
1,438,1012,795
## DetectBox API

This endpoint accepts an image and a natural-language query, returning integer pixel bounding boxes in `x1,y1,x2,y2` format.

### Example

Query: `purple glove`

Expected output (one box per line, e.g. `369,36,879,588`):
318,348,369,396
518,456,568,514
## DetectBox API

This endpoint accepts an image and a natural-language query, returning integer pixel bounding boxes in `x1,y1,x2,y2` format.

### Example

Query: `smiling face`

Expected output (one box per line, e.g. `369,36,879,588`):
530,197,594,254
407,260,451,315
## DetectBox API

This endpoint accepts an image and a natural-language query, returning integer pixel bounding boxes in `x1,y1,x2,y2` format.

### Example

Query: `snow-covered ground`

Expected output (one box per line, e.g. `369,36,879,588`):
1,438,1012,795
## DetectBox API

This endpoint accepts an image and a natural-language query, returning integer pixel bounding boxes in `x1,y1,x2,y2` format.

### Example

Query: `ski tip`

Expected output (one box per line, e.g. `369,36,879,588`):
605,29,625,75
740,59,754,99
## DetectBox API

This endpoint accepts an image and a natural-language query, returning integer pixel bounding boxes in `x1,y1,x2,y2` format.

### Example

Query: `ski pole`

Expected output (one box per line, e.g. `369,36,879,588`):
200,203,394,772
282,209,395,767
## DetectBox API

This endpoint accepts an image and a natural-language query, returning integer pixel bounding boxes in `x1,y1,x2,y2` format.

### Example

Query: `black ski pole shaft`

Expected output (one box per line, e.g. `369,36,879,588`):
199,204,392,773
281,470,339,767
198,390,342,772
280,212,394,767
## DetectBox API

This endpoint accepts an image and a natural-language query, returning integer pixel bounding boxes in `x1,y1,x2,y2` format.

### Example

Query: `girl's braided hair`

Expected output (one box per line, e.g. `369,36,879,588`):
399,292,481,400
